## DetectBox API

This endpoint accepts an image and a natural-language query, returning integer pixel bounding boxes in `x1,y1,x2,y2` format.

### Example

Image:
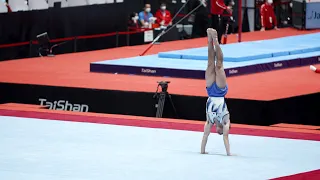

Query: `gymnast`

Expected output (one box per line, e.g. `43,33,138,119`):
200,28,231,156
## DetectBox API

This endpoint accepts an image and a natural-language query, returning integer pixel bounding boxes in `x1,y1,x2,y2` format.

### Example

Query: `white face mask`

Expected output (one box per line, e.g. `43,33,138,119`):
145,8,151,12
267,0,273,4
132,16,139,21
161,6,166,10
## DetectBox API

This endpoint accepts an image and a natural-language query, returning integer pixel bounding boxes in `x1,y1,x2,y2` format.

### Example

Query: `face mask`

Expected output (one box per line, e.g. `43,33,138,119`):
161,6,166,10
132,16,139,21
145,8,151,12
267,0,273,4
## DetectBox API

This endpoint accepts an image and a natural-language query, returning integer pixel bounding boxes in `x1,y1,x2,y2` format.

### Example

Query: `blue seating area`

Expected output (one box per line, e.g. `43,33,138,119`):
90,33,320,79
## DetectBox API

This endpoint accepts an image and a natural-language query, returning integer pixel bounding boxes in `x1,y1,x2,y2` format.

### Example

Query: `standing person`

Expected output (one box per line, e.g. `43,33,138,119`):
155,3,172,27
260,0,279,31
210,0,232,43
220,0,235,43
3,0,12,12
201,28,231,156
190,0,209,38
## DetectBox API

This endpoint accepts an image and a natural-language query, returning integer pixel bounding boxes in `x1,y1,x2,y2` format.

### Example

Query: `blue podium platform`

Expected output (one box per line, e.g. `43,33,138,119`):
90,33,320,79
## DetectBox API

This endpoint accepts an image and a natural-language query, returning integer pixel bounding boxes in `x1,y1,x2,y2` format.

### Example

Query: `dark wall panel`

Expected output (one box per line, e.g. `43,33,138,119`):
1,83,319,126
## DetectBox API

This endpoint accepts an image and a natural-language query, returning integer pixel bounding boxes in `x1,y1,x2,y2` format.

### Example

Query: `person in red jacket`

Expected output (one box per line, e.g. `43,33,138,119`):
310,65,320,73
155,3,172,27
210,0,232,43
4,1,12,12
260,0,279,31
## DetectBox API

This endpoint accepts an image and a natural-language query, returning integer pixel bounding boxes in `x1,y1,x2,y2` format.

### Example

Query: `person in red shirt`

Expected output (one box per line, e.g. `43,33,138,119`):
260,0,279,31
4,0,12,12
155,3,172,27
210,0,232,43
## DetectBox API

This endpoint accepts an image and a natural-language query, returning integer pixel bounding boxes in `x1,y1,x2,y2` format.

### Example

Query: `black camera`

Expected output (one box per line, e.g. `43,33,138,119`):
157,81,170,85
157,81,170,92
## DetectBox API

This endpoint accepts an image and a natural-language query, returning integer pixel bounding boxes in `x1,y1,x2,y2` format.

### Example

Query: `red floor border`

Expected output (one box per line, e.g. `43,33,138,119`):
271,169,320,180
0,109,319,141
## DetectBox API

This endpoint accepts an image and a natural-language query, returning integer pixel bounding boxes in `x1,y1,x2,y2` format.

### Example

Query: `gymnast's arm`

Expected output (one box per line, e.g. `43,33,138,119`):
201,118,213,154
223,119,231,156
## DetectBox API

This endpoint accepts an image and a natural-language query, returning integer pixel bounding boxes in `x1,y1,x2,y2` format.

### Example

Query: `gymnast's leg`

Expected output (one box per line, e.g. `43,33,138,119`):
211,30,227,89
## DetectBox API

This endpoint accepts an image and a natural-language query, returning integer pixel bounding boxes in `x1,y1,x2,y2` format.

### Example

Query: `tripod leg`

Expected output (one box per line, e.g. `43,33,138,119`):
156,97,161,117
167,94,179,118
159,93,166,117
155,92,178,118
156,93,166,118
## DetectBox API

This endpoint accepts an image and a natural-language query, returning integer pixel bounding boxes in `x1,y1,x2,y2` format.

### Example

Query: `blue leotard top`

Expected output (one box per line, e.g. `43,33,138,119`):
206,82,228,97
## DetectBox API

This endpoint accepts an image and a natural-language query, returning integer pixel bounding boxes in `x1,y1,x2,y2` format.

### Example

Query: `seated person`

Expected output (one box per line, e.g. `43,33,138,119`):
139,3,155,28
128,12,140,30
155,3,172,27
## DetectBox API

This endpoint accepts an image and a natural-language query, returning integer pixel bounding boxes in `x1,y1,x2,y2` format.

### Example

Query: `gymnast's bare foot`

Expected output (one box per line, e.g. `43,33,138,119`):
207,28,218,44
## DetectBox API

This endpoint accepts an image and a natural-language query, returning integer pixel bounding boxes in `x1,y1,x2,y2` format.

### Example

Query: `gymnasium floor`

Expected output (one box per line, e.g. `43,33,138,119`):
0,104,320,180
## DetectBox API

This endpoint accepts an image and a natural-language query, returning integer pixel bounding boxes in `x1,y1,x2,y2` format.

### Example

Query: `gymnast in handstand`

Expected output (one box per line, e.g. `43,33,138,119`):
201,28,231,156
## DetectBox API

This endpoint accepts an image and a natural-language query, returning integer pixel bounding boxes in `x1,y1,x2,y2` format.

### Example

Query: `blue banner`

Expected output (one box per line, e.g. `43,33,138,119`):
306,2,320,29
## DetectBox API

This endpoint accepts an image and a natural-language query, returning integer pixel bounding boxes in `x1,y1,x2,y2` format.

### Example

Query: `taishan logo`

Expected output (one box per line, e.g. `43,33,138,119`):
39,98,89,112
274,63,283,68
307,10,320,20
141,68,156,74
229,69,238,74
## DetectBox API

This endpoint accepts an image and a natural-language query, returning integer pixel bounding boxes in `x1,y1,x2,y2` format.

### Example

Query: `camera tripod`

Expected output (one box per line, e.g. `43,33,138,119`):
153,81,178,118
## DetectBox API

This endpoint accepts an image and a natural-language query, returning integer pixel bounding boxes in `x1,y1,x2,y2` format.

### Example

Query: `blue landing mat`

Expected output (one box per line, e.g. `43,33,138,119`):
158,33,320,62
90,51,320,79
92,51,320,71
